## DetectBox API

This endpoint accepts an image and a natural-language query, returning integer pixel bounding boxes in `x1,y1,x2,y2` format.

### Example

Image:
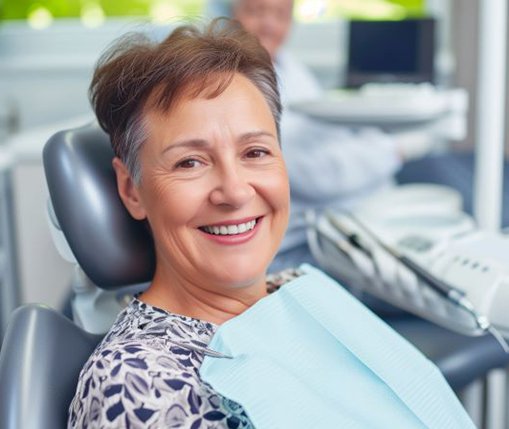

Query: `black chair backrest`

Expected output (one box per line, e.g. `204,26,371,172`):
43,123,155,289
0,305,103,429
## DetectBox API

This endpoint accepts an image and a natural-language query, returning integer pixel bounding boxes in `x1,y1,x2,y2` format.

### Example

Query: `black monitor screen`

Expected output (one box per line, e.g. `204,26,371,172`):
346,18,435,88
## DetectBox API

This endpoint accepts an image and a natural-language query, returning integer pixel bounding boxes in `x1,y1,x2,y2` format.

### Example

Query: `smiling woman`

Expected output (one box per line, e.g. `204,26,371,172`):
68,18,290,428
116,74,290,305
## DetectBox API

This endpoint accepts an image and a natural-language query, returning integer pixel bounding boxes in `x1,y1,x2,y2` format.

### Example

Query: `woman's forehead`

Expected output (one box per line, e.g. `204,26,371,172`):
142,74,277,147
145,71,235,115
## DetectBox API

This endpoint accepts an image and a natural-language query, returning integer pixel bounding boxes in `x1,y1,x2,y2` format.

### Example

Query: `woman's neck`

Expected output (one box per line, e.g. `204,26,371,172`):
138,265,268,325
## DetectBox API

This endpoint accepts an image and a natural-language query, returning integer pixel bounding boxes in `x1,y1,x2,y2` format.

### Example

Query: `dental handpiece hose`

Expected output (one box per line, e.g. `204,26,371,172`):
350,214,508,331
329,214,482,316
326,212,509,352
327,213,464,299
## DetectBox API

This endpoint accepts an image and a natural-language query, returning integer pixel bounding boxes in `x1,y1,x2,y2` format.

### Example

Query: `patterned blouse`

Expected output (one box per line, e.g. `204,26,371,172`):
68,269,302,428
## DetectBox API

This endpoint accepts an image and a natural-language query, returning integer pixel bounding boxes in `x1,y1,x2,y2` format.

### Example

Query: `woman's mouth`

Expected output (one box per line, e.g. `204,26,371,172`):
200,219,257,236
198,217,262,244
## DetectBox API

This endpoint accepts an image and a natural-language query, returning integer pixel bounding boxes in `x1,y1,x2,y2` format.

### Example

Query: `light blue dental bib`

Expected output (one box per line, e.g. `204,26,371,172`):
200,265,475,429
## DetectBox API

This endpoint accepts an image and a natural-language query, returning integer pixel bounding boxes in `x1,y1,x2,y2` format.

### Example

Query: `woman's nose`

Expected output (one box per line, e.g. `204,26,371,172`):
209,166,256,208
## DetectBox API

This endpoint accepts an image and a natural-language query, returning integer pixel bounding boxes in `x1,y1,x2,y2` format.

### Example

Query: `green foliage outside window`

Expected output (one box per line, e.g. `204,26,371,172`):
0,0,425,28
294,0,426,22
0,0,206,27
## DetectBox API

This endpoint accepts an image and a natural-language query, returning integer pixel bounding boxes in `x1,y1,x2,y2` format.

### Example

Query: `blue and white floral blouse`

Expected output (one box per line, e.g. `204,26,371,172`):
68,269,301,428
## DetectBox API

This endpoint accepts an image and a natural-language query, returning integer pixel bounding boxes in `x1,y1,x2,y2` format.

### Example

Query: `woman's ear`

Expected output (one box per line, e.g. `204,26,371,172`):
112,157,147,220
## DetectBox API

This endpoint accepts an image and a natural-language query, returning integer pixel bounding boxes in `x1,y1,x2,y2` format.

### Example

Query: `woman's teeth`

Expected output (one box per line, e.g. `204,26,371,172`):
202,219,257,235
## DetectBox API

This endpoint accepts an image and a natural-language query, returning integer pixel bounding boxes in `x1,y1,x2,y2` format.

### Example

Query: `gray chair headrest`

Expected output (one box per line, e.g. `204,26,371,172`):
43,122,155,289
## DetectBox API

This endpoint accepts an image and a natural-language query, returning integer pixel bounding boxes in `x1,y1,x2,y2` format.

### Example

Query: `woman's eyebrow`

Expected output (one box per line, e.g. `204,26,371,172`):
238,131,276,143
163,131,276,154
162,139,209,154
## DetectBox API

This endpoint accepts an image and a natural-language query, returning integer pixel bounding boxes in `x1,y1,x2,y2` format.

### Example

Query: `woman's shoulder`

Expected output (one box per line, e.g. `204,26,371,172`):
68,302,231,428
73,321,198,405
69,333,246,428
80,298,217,378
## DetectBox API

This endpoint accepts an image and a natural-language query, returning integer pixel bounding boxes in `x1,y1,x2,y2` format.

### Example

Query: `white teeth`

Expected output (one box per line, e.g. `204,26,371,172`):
203,219,257,236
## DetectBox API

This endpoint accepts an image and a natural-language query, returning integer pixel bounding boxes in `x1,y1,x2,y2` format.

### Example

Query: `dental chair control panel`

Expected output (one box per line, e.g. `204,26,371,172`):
309,184,509,340
400,231,509,337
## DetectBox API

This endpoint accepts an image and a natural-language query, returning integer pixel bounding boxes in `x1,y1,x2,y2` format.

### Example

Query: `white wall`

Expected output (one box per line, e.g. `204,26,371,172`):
0,20,129,135
0,19,345,138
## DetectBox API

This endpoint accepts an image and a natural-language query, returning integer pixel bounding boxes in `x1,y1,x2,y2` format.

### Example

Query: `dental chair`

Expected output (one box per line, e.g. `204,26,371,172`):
0,123,155,429
0,123,508,429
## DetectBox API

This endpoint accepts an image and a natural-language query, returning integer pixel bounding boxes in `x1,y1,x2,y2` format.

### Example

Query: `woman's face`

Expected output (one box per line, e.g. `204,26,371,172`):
120,74,289,292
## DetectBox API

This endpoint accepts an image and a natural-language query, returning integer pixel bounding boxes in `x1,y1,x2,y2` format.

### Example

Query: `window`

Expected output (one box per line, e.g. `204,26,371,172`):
0,0,206,28
0,0,426,28
294,0,426,22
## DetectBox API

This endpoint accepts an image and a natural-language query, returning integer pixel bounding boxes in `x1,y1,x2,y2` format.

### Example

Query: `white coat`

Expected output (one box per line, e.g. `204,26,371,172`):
275,51,401,253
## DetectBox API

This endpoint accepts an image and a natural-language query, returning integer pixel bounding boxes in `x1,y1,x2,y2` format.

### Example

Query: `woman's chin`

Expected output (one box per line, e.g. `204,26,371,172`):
205,261,268,291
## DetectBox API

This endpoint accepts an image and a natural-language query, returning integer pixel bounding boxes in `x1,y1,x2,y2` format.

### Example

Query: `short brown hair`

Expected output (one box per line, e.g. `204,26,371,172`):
90,18,281,183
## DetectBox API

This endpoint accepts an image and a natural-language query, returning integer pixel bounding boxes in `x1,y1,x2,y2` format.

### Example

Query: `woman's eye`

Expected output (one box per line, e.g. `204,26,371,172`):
245,149,269,159
176,159,202,169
